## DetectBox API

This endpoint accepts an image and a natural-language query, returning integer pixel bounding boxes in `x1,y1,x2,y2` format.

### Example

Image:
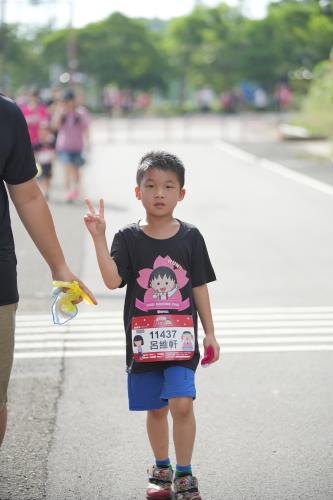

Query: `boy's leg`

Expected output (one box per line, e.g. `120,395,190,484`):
169,398,202,499
147,406,169,460
161,367,201,499
127,370,172,499
146,407,173,499
160,366,197,466
168,397,195,466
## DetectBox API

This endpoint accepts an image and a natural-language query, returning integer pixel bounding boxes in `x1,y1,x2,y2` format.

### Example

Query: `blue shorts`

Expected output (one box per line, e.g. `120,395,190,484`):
57,151,84,167
127,366,196,411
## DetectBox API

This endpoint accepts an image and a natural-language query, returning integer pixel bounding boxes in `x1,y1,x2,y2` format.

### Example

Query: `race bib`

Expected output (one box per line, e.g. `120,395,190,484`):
131,314,195,362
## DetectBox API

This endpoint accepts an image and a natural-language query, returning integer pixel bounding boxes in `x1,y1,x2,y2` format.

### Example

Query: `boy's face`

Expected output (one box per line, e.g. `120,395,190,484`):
135,168,185,217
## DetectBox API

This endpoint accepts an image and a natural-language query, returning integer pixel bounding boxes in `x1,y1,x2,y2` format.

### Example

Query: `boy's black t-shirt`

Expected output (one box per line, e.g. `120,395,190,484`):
0,95,37,306
111,221,216,373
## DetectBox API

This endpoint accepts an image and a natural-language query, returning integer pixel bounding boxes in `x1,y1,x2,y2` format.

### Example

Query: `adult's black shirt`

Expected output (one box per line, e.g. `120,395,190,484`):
0,94,37,306
111,221,216,373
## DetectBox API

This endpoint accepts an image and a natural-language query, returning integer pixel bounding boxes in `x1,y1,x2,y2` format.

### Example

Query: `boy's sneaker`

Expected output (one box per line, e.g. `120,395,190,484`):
174,475,202,500
146,465,173,499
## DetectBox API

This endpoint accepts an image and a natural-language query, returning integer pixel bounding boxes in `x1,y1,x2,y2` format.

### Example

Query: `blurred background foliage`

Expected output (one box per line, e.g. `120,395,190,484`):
1,0,333,132
292,52,333,136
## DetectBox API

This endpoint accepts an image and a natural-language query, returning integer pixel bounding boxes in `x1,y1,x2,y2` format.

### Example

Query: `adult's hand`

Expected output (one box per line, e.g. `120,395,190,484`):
52,264,97,305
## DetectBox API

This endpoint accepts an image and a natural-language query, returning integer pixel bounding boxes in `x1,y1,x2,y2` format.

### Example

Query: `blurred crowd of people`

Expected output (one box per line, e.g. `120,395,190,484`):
102,82,293,116
102,86,151,116
16,81,293,203
198,82,293,114
17,87,90,202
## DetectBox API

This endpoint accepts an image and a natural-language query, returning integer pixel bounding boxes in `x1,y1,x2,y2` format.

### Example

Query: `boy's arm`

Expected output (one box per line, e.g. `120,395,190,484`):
84,198,123,290
192,284,220,363
91,234,123,289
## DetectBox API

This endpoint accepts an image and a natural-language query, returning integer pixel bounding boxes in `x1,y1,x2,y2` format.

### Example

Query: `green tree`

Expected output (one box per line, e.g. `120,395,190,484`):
268,1,333,70
0,24,49,92
5,0,333,105
163,4,248,97
78,13,168,90
40,13,168,91
235,1,333,91
162,1,333,97
292,52,333,135
39,27,69,69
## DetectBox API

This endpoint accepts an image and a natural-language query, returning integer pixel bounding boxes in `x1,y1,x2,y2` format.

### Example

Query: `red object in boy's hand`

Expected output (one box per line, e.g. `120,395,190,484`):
201,345,215,367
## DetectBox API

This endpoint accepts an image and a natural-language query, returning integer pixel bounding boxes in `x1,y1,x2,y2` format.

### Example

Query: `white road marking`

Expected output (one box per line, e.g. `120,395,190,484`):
14,328,333,342
14,321,333,337
15,306,333,322
14,307,333,360
13,345,333,359
214,141,333,197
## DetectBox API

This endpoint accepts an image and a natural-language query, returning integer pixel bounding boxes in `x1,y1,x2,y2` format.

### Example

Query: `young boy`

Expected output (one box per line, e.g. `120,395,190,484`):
84,151,220,500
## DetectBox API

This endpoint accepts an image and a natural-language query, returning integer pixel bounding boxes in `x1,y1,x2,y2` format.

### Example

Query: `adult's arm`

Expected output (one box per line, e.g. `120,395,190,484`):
7,178,96,303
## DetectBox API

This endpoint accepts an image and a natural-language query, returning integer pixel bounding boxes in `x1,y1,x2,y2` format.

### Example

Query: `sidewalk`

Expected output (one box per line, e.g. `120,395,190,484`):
217,113,333,188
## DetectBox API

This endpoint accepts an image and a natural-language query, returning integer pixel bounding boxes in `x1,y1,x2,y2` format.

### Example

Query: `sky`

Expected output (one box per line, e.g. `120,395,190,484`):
4,0,271,27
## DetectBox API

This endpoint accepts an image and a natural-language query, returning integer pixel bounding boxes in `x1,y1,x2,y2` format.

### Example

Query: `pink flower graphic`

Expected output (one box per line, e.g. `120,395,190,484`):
137,255,188,290
135,256,189,309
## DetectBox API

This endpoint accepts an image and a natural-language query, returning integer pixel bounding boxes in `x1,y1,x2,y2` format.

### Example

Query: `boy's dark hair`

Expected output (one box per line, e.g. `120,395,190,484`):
148,266,177,288
137,151,185,188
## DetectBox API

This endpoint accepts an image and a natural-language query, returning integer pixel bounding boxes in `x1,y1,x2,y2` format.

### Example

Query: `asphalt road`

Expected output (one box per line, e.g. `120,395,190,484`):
1,114,333,500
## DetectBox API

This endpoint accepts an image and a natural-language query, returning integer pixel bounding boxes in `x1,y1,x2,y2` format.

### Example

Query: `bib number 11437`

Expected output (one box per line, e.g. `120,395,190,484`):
131,314,195,362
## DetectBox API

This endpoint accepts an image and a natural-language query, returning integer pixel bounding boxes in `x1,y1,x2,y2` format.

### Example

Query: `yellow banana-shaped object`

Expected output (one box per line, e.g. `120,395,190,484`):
52,280,95,310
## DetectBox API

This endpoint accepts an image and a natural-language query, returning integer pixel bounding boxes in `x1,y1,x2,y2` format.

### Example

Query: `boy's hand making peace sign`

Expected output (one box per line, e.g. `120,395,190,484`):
84,198,106,238
83,198,122,289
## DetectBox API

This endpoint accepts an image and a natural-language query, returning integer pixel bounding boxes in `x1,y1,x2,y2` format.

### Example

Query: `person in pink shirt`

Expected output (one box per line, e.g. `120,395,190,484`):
20,88,49,150
54,89,90,202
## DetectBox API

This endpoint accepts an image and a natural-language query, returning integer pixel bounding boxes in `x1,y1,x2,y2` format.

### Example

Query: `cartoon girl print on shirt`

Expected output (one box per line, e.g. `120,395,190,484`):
135,255,190,312
133,334,144,358
149,266,179,300
181,331,194,351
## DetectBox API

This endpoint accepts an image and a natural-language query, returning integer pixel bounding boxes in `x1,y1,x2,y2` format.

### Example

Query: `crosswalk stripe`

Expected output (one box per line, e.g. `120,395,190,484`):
14,329,333,342
15,320,333,334
13,345,333,360
14,306,333,322
13,307,333,359
14,336,333,350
